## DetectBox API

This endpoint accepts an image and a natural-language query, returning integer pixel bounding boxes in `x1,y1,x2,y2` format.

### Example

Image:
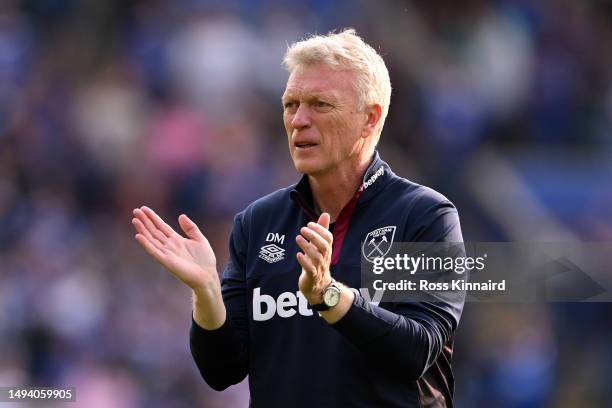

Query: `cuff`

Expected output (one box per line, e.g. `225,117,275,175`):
331,294,399,347
190,314,236,347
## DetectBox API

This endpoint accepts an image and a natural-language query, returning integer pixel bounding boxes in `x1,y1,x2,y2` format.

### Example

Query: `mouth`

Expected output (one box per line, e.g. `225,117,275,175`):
294,142,318,150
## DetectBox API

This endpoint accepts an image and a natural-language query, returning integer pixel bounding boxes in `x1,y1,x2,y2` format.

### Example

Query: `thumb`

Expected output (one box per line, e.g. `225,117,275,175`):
317,212,331,230
179,214,205,242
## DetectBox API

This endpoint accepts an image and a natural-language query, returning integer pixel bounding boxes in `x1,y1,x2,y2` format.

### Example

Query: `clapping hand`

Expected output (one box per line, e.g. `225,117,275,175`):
131,206,219,295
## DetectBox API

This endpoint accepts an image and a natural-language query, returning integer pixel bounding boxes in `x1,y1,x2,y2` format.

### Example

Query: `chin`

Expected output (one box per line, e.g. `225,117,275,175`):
292,157,323,175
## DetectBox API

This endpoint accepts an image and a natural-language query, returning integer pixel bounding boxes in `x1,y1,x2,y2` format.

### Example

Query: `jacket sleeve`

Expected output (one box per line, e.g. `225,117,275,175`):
331,194,465,381
189,212,250,391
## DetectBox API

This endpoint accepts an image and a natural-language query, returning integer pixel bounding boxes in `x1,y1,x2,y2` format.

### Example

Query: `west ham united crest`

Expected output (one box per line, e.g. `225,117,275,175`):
362,226,396,262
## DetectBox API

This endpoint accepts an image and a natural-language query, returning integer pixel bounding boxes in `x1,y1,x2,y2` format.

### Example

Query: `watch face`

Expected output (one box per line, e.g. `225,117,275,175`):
324,287,341,307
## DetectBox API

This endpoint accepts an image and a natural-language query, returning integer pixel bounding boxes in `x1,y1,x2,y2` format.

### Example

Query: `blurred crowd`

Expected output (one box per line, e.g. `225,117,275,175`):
0,0,611,407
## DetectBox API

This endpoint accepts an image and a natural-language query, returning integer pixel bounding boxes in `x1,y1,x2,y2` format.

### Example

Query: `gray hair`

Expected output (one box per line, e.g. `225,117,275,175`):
283,29,392,138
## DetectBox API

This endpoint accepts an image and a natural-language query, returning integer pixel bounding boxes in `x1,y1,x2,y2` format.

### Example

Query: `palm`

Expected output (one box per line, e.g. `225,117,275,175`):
161,236,216,287
132,207,218,291
295,212,334,304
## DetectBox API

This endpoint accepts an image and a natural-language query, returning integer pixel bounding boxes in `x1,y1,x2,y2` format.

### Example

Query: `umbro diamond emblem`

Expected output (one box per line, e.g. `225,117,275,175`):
259,244,285,263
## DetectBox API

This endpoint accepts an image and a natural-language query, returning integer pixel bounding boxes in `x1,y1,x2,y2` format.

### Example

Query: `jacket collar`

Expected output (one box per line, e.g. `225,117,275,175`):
289,151,393,220
358,150,393,203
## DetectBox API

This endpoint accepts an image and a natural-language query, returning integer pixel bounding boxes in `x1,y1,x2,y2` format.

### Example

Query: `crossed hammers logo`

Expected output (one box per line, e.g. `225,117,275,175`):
367,235,389,258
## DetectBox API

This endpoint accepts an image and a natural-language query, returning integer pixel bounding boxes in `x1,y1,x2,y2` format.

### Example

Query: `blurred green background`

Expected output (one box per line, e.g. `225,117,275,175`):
1,0,611,407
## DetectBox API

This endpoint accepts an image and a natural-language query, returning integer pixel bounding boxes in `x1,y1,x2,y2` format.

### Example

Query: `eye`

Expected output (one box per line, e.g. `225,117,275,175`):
312,99,333,111
283,101,298,112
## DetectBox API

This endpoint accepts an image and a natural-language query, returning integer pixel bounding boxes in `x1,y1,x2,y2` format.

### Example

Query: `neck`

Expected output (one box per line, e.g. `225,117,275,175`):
308,152,373,222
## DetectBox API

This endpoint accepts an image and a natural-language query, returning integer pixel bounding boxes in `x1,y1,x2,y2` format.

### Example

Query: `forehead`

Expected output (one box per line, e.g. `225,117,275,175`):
283,64,357,100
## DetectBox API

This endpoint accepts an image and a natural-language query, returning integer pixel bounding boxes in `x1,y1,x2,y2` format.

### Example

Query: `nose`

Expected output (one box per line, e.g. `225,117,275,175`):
291,104,311,130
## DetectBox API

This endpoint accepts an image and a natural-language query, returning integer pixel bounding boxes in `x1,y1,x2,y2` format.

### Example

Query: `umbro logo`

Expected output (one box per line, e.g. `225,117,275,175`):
259,244,285,263
259,232,286,263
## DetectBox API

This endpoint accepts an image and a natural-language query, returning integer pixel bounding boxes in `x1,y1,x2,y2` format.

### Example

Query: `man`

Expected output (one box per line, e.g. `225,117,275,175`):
132,29,464,407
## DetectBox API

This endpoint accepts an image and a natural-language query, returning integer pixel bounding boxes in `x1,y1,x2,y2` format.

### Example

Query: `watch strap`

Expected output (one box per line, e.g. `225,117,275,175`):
311,302,330,312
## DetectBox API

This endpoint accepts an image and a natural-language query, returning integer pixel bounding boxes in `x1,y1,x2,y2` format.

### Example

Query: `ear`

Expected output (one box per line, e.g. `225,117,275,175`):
361,103,382,139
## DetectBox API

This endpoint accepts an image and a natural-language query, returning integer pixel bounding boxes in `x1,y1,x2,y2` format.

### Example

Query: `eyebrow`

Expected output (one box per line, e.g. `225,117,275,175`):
281,91,339,104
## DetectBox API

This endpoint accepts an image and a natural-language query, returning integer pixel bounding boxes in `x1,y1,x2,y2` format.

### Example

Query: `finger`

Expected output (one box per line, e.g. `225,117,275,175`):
296,235,323,266
135,233,166,263
140,206,175,238
300,226,330,254
295,234,313,255
296,252,316,276
132,218,166,252
307,222,333,244
179,214,205,242
133,209,168,244
317,212,331,229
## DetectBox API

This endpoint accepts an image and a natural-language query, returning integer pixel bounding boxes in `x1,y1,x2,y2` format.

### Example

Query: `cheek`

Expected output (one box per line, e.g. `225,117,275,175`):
328,114,358,148
323,113,346,134
284,117,297,144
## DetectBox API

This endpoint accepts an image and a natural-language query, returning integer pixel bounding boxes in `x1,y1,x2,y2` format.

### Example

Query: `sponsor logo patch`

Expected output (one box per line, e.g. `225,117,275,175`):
362,166,384,189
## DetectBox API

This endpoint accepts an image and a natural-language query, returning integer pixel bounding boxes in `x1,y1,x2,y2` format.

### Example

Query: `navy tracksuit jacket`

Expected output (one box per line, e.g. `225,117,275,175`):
190,152,464,407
